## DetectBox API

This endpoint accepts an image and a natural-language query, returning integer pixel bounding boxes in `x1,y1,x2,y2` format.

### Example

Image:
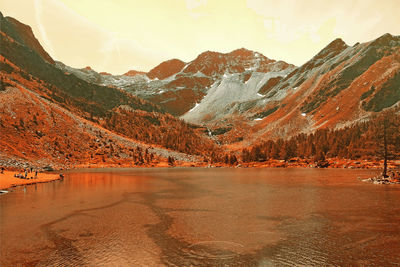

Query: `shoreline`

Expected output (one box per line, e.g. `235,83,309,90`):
1,158,399,191
237,158,400,169
2,158,400,171
0,171,61,191
21,158,400,170
2,154,400,171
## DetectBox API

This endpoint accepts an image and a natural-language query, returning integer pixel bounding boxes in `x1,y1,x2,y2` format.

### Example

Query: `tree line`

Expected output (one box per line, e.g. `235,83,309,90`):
240,110,400,165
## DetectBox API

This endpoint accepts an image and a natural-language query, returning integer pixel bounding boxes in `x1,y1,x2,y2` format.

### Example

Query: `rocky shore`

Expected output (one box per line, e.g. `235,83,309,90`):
361,176,400,185
2,154,400,171
238,158,400,169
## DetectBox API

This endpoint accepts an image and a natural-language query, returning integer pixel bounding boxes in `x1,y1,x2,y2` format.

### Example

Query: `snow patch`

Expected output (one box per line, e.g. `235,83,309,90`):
188,103,200,113
194,70,206,77
182,69,292,124
301,113,307,117
254,118,263,121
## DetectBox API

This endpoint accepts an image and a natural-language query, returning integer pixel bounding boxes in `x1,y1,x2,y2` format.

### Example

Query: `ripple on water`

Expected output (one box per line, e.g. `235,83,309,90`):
183,241,245,261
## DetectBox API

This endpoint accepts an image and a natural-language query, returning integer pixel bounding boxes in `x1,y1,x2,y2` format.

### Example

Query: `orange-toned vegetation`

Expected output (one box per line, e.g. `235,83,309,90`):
241,110,400,167
0,78,169,169
103,107,218,155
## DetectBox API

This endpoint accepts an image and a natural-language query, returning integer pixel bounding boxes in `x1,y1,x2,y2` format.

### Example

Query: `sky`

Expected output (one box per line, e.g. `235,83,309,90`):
1,0,399,74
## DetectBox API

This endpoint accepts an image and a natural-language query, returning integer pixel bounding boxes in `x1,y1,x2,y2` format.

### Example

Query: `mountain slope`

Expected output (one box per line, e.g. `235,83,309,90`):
197,34,400,146
0,79,198,168
0,13,217,166
55,48,295,116
182,70,291,124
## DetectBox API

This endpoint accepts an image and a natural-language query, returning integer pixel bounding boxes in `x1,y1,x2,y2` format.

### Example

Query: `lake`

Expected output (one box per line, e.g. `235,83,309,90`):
1,168,400,266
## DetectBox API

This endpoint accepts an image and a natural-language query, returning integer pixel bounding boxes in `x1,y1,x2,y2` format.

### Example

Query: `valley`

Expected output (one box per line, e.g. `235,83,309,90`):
0,11,399,172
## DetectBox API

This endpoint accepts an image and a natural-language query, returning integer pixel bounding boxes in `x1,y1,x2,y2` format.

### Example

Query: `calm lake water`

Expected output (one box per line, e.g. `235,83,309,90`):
1,168,400,266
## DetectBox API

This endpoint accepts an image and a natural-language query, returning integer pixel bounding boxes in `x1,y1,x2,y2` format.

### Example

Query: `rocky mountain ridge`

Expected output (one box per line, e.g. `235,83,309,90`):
55,47,295,116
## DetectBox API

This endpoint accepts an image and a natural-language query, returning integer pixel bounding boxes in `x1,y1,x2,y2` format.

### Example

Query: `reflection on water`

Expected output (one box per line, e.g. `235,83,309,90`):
1,168,400,266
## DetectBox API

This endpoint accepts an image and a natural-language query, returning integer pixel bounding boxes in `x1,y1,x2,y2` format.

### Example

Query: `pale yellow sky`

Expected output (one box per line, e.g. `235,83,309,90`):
1,0,399,74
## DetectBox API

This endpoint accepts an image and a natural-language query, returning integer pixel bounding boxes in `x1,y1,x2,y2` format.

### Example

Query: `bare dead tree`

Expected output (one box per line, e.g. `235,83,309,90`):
382,120,388,177
374,110,398,178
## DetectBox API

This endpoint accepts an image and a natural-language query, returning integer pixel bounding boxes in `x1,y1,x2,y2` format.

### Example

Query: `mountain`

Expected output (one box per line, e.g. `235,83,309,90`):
0,13,217,168
0,13,54,64
51,28,399,149
181,34,400,146
56,48,295,116
1,12,399,167
145,49,294,116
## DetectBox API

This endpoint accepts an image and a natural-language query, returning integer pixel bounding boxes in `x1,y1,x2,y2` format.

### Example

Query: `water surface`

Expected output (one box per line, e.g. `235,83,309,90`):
1,168,400,266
